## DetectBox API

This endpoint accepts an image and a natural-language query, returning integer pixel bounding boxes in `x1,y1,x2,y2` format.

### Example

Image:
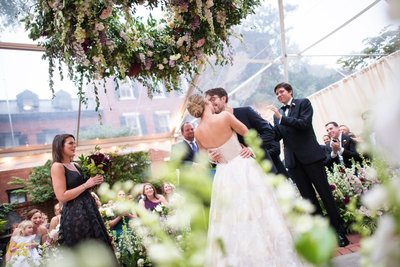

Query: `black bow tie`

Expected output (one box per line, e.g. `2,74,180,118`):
282,104,290,110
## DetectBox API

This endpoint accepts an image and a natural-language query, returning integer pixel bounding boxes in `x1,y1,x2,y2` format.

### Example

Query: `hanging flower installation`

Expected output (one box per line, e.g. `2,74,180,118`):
23,0,261,109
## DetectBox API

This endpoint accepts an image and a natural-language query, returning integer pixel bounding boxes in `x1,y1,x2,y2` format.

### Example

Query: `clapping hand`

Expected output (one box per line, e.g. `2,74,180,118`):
330,140,341,153
267,105,282,120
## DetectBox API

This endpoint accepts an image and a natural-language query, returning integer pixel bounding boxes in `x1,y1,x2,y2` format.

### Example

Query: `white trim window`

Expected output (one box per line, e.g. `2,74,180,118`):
153,111,171,133
152,83,166,99
118,78,137,100
122,112,143,136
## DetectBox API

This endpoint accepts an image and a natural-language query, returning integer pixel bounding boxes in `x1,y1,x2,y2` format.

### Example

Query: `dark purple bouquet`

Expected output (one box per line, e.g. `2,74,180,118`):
78,145,112,179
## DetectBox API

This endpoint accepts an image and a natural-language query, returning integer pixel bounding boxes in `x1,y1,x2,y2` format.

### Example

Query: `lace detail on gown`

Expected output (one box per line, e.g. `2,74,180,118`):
206,132,307,267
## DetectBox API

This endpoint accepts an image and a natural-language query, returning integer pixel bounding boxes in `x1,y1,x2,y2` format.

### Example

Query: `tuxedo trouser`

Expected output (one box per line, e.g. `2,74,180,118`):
288,159,345,233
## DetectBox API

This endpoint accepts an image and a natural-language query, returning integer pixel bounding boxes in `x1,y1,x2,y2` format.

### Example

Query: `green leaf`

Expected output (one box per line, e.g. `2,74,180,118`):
294,226,337,265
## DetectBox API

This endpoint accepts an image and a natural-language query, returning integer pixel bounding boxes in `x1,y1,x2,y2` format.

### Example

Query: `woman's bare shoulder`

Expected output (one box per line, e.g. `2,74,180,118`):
51,162,63,169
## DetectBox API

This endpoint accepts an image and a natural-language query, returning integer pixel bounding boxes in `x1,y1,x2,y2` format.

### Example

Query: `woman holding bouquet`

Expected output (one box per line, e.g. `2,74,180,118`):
51,134,114,251
139,183,168,211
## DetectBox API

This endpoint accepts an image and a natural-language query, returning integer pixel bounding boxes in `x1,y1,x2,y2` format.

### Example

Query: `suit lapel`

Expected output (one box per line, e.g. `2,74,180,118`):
287,99,296,117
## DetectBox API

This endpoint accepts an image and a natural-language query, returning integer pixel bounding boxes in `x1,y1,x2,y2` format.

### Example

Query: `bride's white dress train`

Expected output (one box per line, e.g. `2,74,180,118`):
206,132,306,267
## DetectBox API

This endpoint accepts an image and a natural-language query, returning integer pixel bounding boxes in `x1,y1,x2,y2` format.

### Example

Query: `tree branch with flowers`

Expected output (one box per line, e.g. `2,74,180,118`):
23,0,261,110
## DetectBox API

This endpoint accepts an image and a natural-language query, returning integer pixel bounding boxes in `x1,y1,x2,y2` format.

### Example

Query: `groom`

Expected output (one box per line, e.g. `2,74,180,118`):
205,88,278,174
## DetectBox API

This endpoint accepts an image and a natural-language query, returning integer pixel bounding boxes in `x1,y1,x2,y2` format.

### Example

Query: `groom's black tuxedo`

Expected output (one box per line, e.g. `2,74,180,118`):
233,106,278,174
273,98,345,234
273,99,325,168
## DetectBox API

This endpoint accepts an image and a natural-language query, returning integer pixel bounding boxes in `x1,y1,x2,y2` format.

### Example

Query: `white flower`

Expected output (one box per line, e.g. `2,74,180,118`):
147,243,182,264
176,36,188,47
169,54,181,61
154,204,163,213
292,215,314,233
120,32,129,41
275,181,296,201
105,207,115,217
139,53,146,64
362,185,388,211
95,23,105,31
367,215,397,264
293,198,315,213
158,64,164,70
147,51,153,57
92,56,101,63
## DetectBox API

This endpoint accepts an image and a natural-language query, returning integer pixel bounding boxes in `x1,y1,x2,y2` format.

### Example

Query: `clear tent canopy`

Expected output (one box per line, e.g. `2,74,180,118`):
0,0,397,170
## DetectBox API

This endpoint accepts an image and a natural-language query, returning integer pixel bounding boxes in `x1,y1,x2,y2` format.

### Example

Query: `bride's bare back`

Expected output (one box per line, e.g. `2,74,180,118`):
195,111,248,149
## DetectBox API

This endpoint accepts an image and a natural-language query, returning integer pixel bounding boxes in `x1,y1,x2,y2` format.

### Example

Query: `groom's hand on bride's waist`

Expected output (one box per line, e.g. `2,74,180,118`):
208,149,222,164
239,145,254,158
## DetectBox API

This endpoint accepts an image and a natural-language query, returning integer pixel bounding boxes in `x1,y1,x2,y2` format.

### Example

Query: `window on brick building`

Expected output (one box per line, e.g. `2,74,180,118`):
117,78,138,100
153,111,171,133
7,189,27,204
122,112,143,136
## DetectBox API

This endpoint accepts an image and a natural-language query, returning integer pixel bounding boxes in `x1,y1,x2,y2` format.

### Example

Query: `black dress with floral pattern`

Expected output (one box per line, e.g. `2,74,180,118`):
59,165,112,249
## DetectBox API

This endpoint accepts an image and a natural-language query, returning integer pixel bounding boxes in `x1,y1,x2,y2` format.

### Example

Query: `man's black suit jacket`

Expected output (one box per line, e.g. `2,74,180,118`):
273,98,325,169
233,106,278,173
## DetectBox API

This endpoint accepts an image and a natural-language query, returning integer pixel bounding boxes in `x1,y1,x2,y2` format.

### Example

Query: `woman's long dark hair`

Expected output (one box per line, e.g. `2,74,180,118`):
52,134,75,163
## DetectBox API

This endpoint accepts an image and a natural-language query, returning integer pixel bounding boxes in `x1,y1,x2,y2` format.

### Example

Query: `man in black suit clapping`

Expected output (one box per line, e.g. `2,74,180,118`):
269,82,349,247
325,121,362,168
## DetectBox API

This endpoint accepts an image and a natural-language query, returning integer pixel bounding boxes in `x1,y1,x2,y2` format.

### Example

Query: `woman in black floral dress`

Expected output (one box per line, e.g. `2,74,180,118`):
51,134,113,249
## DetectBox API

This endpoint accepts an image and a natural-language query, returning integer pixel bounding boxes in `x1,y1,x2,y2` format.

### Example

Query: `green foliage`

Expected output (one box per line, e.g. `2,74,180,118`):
8,150,150,203
9,160,54,203
338,26,400,71
294,225,337,265
79,125,134,140
106,151,151,186
0,203,14,234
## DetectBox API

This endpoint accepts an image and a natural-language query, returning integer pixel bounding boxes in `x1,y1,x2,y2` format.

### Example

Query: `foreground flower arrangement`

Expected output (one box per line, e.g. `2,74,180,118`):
326,161,381,234
23,0,261,108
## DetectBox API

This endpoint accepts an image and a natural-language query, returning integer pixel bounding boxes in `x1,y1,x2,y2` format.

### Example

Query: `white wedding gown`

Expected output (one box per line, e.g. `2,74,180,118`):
206,132,307,267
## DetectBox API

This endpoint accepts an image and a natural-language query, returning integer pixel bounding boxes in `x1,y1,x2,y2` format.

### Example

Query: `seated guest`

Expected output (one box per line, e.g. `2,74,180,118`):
109,190,136,239
48,203,62,243
322,134,331,145
139,183,167,212
321,134,333,169
22,209,48,245
325,121,362,168
162,182,184,208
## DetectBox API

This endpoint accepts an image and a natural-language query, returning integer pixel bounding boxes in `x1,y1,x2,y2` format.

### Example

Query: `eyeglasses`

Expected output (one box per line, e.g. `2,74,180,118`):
208,96,220,103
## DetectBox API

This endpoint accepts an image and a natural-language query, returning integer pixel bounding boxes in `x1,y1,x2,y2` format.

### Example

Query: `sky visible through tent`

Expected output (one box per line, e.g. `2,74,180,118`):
0,0,398,101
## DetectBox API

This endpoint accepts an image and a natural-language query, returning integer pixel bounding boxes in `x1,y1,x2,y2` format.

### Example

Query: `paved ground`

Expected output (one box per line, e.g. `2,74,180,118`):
330,234,361,267
332,252,361,267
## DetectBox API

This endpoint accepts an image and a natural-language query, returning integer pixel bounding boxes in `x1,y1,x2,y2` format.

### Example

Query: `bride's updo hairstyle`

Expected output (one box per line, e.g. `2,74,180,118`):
187,94,205,118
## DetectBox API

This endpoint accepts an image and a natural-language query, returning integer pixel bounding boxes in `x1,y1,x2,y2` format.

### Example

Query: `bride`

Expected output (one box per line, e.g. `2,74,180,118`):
187,94,307,267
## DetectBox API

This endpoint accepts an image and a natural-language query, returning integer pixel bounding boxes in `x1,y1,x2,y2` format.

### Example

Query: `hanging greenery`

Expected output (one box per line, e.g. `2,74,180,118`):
23,0,261,109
